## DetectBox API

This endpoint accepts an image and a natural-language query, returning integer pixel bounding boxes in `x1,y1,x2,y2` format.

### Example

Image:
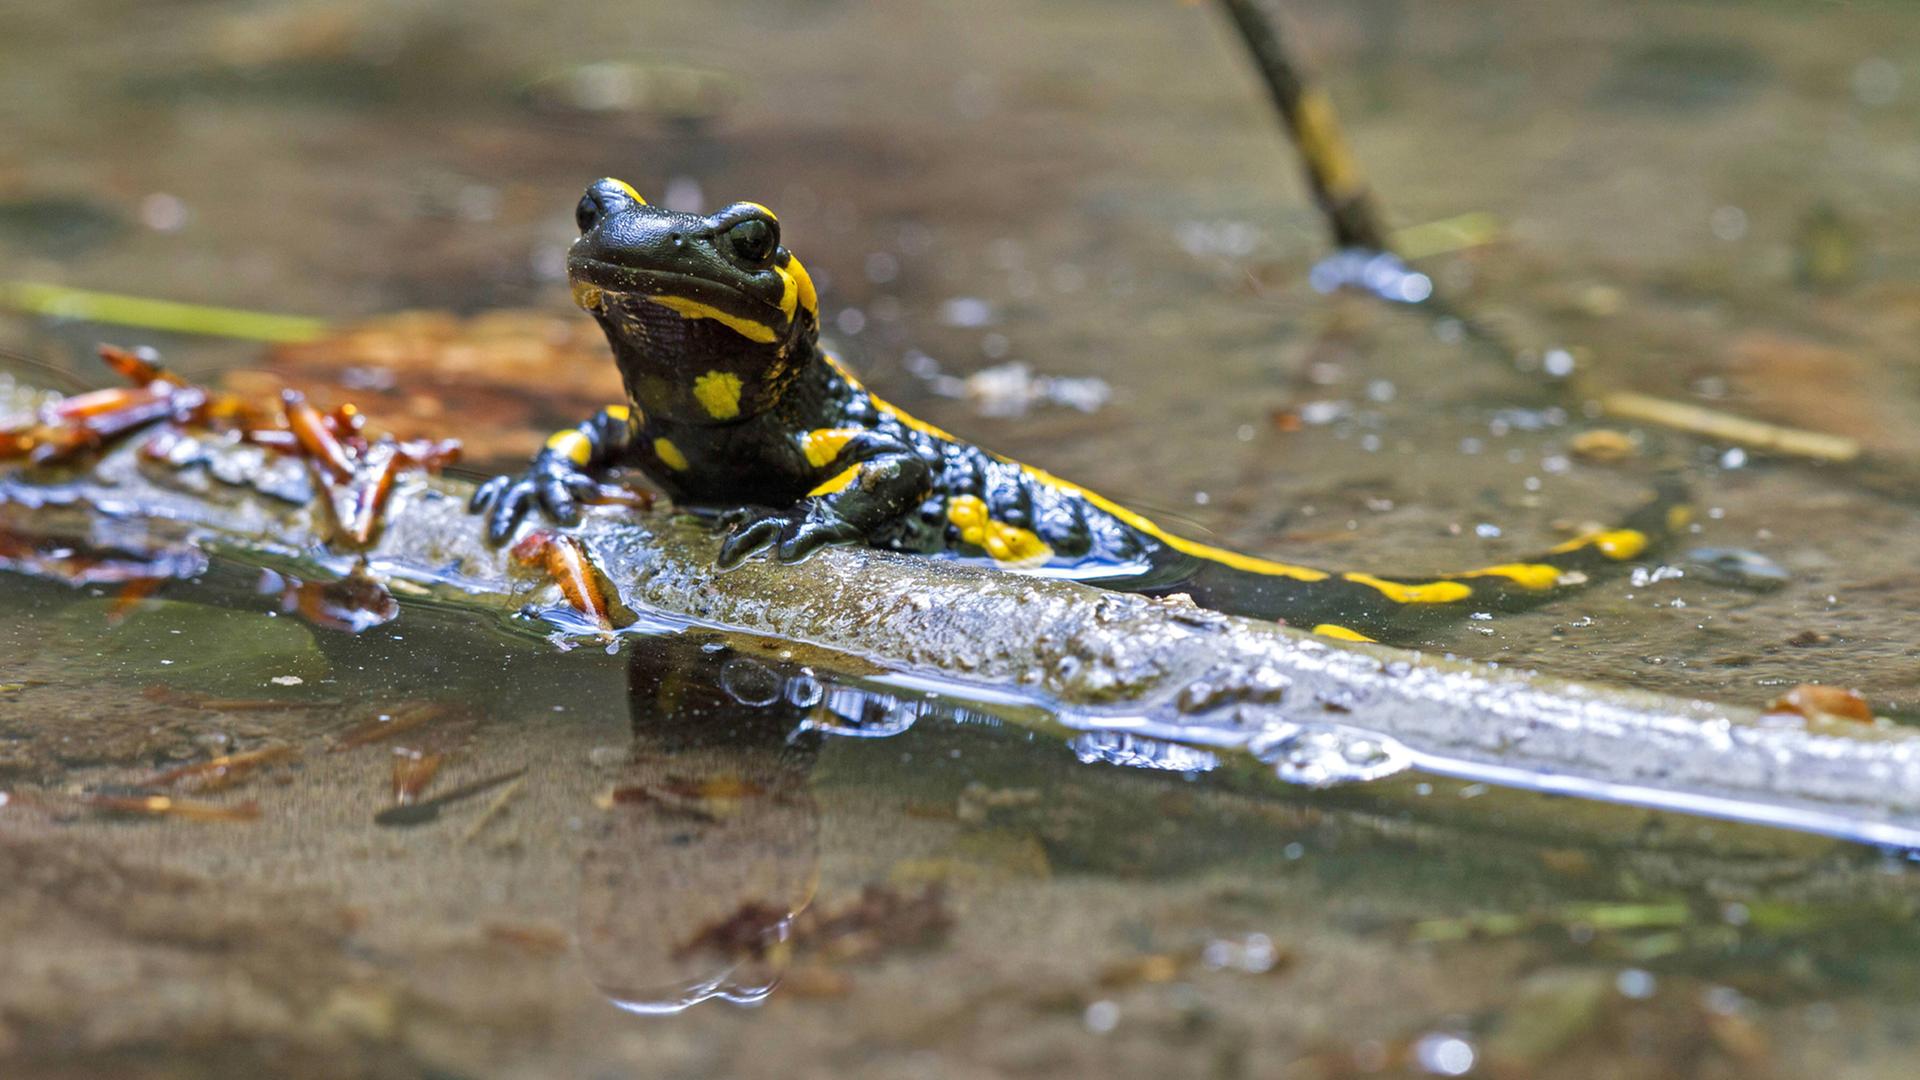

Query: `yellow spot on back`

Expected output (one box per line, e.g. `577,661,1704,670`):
1312,624,1377,643
649,296,777,343
800,427,864,468
1666,505,1693,532
544,429,592,466
605,178,647,205
692,370,744,420
653,437,688,471
808,464,861,496
945,495,1053,568
1461,563,1565,591
1343,573,1473,604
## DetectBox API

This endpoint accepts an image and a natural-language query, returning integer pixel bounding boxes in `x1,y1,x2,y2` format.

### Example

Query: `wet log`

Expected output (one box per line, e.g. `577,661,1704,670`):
4,378,1920,850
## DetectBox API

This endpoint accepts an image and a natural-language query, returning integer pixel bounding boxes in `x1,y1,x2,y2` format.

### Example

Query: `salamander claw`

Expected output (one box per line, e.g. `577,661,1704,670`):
483,477,537,543
775,515,862,562
474,457,602,544
716,515,782,568
716,504,863,568
469,475,511,514
534,472,581,527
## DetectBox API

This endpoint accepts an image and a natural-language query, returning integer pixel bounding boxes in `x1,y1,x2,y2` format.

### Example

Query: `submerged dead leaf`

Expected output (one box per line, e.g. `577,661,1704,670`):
1765,684,1873,724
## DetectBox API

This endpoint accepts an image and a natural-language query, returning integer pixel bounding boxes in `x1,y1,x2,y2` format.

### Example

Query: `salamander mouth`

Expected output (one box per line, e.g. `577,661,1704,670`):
566,255,772,318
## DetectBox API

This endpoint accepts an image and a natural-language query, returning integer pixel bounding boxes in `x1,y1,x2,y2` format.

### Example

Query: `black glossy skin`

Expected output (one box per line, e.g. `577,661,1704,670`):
473,179,1680,642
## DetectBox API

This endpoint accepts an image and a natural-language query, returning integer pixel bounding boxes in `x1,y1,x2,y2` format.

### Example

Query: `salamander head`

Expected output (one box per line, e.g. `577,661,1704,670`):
567,178,819,425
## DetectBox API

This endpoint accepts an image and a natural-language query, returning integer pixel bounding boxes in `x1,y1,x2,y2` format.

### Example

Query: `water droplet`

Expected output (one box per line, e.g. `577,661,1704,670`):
1413,1033,1476,1076
1616,968,1657,999
1083,999,1120,1034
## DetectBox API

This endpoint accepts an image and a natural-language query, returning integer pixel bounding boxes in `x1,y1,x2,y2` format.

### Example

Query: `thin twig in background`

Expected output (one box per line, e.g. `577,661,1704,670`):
1214,0,1392,252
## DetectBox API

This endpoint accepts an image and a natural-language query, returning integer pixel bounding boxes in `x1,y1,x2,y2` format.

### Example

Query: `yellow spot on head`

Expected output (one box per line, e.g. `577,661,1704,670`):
800,427,864,468
545,429,592,466
945,495,1053,568
1343,572,1473,605
808,464,861,496
571,281,605,312
692,369,744,420
783,253,818,317
773,265,800,321
649,296,777,343
653,437,688,471
1462,562,1565,591
604,404,631,422
605,178,647,205
742,201,777,223
1312,624,1377,643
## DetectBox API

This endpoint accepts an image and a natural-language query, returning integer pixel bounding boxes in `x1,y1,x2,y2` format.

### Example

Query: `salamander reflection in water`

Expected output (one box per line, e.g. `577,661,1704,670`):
472,178,1685,643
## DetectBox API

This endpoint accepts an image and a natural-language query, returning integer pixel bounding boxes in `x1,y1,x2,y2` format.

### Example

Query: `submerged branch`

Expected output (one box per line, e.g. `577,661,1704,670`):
5,376,1920,850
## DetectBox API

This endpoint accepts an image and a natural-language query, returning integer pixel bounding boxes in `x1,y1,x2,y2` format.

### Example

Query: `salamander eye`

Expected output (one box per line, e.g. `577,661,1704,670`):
575,193,601,233
723,217,778,266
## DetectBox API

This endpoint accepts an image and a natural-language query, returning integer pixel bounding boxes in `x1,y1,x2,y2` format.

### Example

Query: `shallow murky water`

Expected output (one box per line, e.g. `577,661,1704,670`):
5,0,1920,1075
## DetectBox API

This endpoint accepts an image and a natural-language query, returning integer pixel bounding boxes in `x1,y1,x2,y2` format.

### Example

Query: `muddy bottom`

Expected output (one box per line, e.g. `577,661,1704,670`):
4,0,1920,1076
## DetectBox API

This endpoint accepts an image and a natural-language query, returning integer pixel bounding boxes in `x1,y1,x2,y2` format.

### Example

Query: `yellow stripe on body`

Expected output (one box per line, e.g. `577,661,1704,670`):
1341,573,1473,605
649,295,777,343
1312,624,1377,643
825,354,1331,582
1550,528,1648,561
1458,562,1565,591
544,429,592,466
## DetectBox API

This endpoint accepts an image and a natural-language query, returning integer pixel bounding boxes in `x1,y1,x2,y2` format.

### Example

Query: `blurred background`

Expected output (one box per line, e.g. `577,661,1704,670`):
4,3,1920,1077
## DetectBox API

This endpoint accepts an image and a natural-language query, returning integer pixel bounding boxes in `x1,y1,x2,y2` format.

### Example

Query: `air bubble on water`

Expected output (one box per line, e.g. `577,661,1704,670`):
1069,732,1219,773
783,673,824,708
1252,723,1413,787
1083,1000,1120,1034
719,657,782,706
1413,1033,1476,1076
1616,968,1657,999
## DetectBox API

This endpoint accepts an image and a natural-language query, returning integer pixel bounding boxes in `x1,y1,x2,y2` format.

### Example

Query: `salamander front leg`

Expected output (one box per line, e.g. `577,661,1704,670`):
717,442,931,568
471,405,636,542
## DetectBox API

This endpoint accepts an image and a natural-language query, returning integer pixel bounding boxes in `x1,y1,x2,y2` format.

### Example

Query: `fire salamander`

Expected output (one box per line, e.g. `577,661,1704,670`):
473,179,1685,643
